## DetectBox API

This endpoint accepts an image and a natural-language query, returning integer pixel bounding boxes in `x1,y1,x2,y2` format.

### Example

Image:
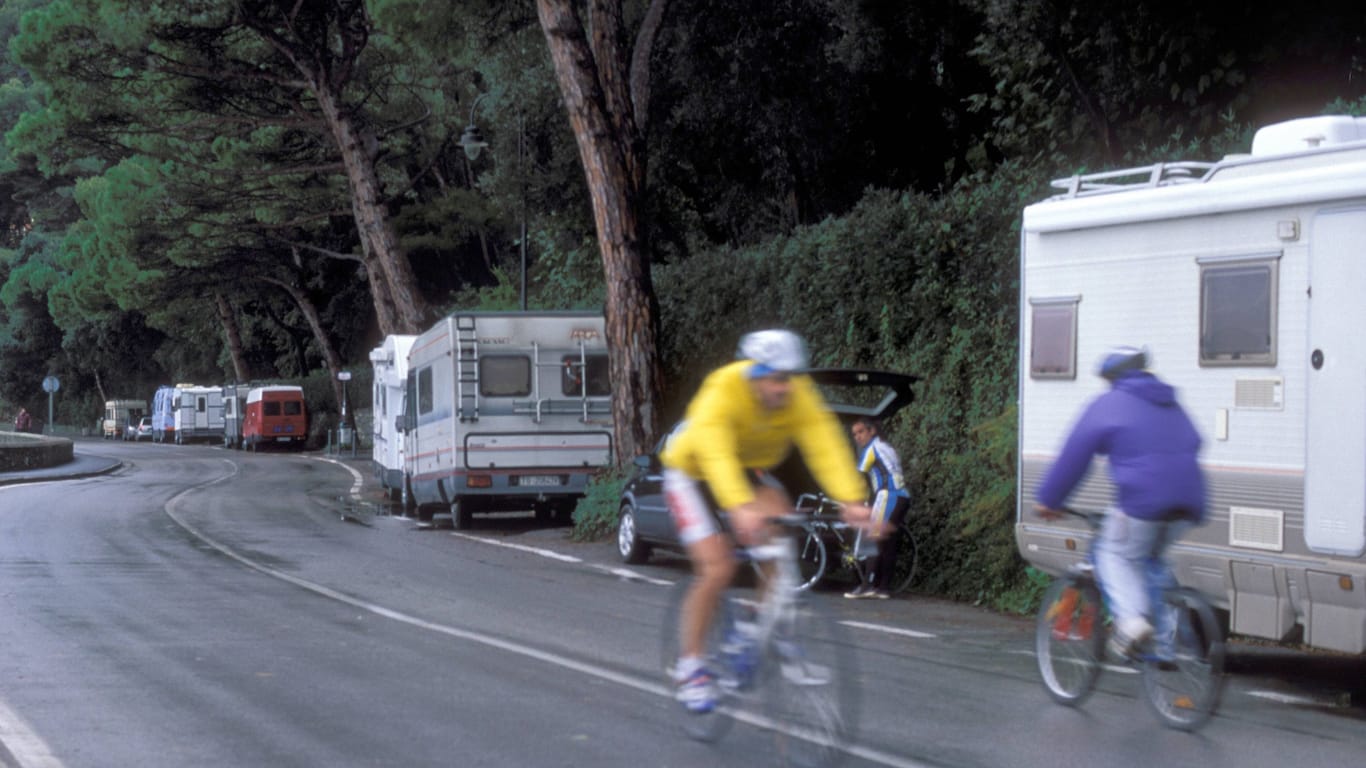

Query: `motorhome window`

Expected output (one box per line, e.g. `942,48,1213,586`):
1200,259,1277,366
418,367,434,414
1029,298,1079,379
284,401,303,416
561,354,610,396
264,402,282,416
480,356,532,397
196,397,206,413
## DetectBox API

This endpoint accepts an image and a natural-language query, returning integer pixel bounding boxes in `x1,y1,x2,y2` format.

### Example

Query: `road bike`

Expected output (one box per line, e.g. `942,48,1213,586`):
788,493,917,594
661,514,858,767
1035,508,1225,731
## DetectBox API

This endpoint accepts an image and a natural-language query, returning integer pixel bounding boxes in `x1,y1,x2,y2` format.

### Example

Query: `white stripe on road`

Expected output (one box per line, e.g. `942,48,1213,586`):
308,455,364,499
449,532,584,562
1008,649,1138,675
162,462,934,768
0,694,64,768
840,620,937,639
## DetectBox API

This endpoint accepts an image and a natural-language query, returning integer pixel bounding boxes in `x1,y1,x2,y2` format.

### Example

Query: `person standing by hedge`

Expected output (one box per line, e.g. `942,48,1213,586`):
14,407,32,433
845,416,912,599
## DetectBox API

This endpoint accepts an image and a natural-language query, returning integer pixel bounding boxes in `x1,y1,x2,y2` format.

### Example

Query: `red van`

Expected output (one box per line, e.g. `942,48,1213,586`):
243,385,307,450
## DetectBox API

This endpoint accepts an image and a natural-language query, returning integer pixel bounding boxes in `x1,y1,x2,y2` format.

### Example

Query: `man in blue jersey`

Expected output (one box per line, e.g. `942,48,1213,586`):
845,416,912,599
1034,346,1206,659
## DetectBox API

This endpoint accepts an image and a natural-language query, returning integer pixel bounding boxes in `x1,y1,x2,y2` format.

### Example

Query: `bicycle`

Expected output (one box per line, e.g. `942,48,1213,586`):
1035,508,1225,731
661,513,858,768
789,493,918,594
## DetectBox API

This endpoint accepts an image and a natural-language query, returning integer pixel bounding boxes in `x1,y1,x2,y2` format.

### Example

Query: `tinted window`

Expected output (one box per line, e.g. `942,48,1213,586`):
264,402,282,416
1201,259,1277,365
1030,299,1079,379
418,367,434,414
480,356,531,397
561,354,610,396
284,401,303,416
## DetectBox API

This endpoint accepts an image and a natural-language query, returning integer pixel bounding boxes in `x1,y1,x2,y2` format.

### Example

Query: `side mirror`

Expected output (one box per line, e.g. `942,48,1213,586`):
395,415,407,433
633,454,652,469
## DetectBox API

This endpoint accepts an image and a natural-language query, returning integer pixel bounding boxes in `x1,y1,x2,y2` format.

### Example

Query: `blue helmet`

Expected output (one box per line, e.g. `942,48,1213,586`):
1097,345,1148,380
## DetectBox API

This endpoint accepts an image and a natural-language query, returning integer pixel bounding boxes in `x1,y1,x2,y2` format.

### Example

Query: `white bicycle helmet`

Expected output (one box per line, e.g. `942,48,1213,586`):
1097,345,1149,380
737,329,809,375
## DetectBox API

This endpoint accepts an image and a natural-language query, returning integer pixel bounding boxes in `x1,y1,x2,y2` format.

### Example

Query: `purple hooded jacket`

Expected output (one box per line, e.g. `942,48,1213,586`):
1035,371,1206,522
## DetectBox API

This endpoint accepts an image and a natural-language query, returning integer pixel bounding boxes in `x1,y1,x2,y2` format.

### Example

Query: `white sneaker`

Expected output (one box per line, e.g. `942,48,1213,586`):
1108,616,1154,660
676,668,719,713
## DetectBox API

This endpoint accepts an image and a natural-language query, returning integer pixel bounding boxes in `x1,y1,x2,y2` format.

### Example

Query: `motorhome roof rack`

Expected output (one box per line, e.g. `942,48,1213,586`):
1049,161,1217,199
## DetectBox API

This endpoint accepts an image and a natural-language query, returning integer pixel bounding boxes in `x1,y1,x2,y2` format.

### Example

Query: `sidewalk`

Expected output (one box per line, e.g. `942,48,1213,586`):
0,441,123,486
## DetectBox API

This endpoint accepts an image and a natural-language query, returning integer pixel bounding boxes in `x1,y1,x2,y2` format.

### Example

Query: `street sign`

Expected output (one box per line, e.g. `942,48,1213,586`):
42,375,59,393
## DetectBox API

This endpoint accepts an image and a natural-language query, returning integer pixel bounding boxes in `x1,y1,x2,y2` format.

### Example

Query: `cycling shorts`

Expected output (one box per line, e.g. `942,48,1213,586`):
663,468,783,546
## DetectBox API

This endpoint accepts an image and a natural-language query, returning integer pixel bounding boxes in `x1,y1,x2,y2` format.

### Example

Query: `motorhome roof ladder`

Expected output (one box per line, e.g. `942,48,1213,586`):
455,315,480,422
572,341,590,423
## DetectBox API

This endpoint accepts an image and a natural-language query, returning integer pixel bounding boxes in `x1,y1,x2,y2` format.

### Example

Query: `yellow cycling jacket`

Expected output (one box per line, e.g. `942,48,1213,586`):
660,360,867,510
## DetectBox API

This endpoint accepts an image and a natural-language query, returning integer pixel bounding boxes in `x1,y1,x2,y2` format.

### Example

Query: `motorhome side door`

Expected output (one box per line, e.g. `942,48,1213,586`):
1305,209,1366,556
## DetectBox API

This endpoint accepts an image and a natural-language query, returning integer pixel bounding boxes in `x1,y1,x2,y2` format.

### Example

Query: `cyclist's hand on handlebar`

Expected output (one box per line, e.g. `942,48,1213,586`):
838,502,881,535
1034,503,1064,521
729,501,769,546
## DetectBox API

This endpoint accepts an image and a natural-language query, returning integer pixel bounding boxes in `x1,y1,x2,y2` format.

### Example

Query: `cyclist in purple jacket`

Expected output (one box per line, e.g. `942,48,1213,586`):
1033,346,1206,659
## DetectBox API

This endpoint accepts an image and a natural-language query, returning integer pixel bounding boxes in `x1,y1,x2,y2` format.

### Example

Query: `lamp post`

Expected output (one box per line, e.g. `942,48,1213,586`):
460,96,528,311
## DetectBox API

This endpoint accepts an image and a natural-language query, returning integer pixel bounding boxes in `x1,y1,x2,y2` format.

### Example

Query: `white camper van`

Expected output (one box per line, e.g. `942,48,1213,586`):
369,334,417,501
171,384,225,444
1016,115,1366,654
402,312,613,528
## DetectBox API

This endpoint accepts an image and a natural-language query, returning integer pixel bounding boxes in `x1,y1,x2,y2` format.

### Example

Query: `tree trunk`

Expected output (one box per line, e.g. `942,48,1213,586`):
263,277,346,408
215,293,250,382
537,0,666,465
314,86,430,335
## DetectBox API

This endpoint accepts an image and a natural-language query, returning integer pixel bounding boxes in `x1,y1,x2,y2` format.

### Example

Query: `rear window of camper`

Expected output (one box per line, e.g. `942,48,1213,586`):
1199,256,1278,366
561,354,610,396
1029,298,1078,379
480,356,531,397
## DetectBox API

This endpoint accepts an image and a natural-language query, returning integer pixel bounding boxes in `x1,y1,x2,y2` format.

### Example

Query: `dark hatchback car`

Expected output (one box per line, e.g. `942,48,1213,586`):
616,368,917,565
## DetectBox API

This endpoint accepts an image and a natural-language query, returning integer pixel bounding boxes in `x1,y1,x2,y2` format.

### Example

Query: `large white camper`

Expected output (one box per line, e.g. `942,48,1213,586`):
1016,116,1366,654
170,384,225,444
402,312,613,528
369,334,416,501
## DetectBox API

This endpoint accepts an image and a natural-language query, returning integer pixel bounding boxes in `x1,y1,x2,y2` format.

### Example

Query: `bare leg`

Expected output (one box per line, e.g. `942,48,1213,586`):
680,532,737,660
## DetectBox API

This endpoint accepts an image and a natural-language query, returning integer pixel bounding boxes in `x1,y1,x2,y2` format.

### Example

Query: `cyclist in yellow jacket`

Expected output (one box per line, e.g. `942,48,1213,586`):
660,329,872,713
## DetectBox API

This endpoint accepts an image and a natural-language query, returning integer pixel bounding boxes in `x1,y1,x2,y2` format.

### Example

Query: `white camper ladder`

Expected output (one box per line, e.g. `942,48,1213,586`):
455,315,480,422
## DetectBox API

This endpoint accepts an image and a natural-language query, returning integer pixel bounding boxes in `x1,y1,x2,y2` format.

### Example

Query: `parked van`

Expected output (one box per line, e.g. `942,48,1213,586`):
370,334,417,502
171,385,225,445
242,385,307,450
222,383,250,449
402,311,613,528
102,399,146,440
1015,115,1366,654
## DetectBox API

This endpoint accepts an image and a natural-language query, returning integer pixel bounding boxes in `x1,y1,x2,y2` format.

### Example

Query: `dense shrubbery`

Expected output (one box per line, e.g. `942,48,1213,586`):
594,162,1049,610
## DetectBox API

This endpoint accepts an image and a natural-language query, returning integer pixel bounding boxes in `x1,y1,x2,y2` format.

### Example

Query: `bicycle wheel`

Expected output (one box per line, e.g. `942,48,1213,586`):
764,596,857,768
1142,587,1225,731
1035,575,1105,706
887,522,918,595
659,578,745,742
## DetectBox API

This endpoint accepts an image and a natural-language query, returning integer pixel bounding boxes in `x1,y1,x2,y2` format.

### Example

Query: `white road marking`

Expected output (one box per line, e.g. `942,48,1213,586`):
840,620,937,639
1008,649,1138,675
589,564,674,586
0,695,64,768
308,456,364,499
1246,689,1351,708
162,463,934,768
449,532,583,562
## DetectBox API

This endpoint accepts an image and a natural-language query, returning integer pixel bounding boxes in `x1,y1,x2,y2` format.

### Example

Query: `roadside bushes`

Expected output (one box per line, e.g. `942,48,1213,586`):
649,163,1048,610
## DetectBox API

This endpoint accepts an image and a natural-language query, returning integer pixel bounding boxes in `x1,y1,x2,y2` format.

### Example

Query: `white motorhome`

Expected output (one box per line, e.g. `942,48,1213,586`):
1016,116,1366,654
171,384,225,445
369,334,417,501
402,312,613,528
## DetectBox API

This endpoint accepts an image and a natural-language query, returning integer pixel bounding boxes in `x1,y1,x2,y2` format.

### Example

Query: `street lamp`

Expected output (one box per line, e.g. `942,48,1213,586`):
460,95,528,311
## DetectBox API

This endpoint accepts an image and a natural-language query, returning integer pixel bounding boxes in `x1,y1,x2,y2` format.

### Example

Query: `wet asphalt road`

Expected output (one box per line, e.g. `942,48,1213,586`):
0,440,1360,767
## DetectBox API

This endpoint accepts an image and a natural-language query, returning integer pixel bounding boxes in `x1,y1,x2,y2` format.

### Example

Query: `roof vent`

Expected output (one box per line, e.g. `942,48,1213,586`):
1251,116,1366,157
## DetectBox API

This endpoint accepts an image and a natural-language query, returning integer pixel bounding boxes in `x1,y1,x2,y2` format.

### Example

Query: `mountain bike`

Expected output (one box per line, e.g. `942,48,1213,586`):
1035,508,1225,731
790,493,918,594
661,514,858,767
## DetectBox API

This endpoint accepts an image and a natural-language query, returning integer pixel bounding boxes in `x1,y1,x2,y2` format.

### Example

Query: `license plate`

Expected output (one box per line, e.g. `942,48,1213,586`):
518,475,561,486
